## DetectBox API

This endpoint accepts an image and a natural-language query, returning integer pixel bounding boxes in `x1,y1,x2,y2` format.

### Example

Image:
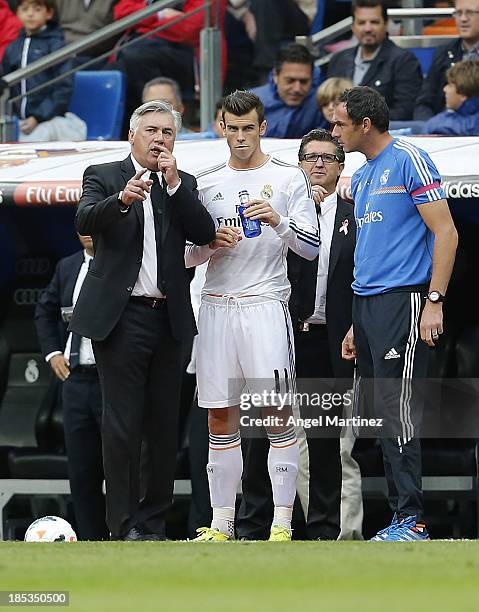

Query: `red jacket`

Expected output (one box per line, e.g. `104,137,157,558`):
114,0,227,75
0,0,22,63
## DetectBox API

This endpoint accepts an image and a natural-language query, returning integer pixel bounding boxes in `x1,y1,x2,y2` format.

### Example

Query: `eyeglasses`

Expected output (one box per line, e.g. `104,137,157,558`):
452,9,479,19
300,153,340,164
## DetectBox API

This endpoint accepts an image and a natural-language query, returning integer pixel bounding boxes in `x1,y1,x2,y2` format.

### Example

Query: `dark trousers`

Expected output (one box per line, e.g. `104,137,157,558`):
353,290,429,520
62,368,108,541
237,324,343,541
237,432,280,540
187,392,212,539
294,324,342,540
93,300,183,539
250,0,310,72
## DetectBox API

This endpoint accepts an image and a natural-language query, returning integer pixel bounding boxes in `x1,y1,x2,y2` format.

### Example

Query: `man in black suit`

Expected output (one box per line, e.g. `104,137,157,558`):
237,129,361,540
294,128,360,540
70,100,216,541
414,0,479,119
327,0,422,121
35,234,109,541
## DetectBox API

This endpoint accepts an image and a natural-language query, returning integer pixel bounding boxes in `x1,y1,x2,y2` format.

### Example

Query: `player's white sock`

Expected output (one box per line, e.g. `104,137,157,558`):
207,430,242,538
267,427,299,531
272,506,294,531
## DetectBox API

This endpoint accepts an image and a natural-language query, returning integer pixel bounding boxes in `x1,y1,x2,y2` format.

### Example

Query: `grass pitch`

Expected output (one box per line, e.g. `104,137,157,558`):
1,541,478,612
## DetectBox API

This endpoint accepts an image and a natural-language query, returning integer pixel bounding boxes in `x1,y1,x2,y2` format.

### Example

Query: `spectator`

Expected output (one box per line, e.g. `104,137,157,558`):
316,77,354,126
113,0,227,129
415,0,479,119
228,1,313,84
252,43,327,138
2,0,86,142
0,0,21,63
199,97,225,138
142,76,193,133
327,0,423,120
425,60,479,135
210,98,225,137
54,0,118,64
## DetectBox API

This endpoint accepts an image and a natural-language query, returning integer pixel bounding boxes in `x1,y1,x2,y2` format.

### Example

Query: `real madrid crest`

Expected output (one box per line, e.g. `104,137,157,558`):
261,184,273,199
380,169,390,186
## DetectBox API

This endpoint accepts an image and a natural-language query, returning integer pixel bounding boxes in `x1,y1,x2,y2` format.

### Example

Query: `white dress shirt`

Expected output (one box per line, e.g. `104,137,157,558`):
306,191,337,325
130,154,181,298
45,250,95,365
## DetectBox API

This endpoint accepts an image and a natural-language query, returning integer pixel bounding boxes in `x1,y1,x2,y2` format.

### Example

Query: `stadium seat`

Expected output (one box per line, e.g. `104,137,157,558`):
0,309,48,477
409,47,436,77
0,352,50,450
389,120,427,134
68,71,125,141
8,376,68,480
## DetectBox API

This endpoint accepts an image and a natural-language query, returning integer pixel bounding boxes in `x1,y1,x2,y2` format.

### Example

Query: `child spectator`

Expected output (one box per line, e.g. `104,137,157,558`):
316,76,354,127
2,0,86,142
425,60,479,136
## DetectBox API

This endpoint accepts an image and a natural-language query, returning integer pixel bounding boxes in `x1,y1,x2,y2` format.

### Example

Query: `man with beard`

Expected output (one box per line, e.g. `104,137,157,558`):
327,0,422,120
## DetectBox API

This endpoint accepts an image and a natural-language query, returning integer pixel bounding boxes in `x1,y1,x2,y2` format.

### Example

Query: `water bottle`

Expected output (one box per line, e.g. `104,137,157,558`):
238,190,261,238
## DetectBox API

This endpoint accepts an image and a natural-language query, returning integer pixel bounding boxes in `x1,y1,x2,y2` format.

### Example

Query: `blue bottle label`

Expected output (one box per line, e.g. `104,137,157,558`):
238,205,262,238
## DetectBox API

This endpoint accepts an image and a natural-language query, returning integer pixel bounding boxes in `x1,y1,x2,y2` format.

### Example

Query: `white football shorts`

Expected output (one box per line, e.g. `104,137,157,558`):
196,294,296,408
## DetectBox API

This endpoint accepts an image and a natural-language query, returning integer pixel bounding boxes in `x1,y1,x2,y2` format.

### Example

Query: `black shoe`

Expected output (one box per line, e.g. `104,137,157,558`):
122,526,166,541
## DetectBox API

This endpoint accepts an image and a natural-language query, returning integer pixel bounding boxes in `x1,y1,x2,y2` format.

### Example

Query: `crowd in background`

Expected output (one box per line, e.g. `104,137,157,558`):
1,0,478,140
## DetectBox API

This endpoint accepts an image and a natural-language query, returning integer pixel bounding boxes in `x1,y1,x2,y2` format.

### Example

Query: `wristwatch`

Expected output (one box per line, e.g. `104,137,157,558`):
426,290,445,304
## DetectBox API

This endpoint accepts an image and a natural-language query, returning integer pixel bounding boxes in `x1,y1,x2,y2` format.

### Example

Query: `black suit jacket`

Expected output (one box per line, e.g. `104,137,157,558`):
288,196,356,378
327,38,423,121
70,156,215,342
414,38,463,120
35,250,84,358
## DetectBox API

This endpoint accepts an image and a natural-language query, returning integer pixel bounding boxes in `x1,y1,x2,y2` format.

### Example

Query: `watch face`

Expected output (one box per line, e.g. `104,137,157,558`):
429,291,440,302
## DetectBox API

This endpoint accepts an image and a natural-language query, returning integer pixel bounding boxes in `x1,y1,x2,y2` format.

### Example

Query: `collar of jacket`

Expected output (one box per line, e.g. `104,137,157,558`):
457,97,479,116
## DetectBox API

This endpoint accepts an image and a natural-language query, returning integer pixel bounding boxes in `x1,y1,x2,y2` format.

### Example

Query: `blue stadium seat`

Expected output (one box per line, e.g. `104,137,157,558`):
409,47,436,77
69,71,125,141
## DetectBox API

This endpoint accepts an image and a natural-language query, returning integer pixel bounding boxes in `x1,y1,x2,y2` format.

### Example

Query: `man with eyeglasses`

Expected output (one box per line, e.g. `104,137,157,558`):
415,0,479,119
237,129,361,541
293,129,360,541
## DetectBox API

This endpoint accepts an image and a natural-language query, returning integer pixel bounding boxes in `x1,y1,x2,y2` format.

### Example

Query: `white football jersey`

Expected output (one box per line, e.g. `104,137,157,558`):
185,156,319,301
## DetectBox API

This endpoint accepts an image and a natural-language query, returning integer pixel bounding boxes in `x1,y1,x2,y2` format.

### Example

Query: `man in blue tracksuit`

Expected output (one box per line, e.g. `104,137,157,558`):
332,86,458,541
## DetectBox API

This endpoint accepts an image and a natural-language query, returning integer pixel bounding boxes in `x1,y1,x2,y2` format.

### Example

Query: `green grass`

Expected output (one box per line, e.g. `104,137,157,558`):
1,542,478,612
